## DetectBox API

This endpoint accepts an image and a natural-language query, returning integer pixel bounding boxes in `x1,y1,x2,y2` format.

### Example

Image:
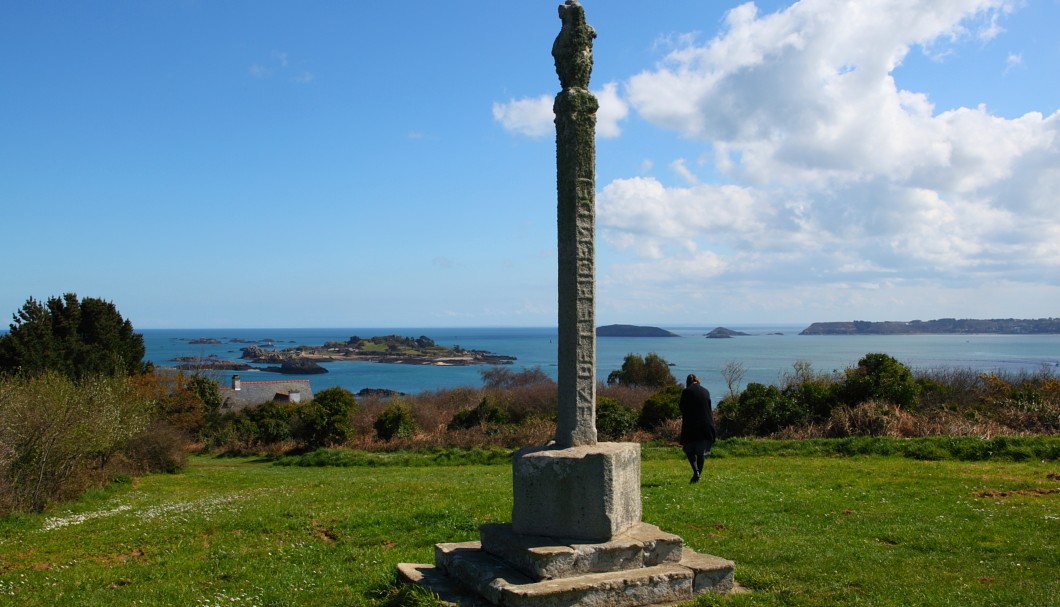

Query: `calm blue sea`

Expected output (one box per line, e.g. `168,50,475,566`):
142,326,1060,396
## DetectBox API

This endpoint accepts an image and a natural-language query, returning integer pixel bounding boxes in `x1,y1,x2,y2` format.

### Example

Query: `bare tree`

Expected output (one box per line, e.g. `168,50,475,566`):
720,361,746,399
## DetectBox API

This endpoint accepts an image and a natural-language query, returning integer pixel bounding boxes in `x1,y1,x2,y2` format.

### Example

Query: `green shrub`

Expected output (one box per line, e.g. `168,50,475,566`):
448,397,509,431
637,385,683,430
783,378,839,422
374,402,416,441
840,353,921,409
246,401,295,444
717,383,803,437
901,441,947,461
187,375,222,420
596,397,637,440
295,387,356,449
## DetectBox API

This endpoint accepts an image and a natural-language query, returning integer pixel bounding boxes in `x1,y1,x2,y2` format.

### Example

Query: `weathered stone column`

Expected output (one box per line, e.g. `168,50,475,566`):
553,0,598,449
511,0,642,544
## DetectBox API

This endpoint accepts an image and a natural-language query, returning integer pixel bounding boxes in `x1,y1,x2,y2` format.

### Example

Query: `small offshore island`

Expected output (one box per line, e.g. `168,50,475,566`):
596,324,679,337
242,334,515,371
801,317,1060,335
172,334,516,374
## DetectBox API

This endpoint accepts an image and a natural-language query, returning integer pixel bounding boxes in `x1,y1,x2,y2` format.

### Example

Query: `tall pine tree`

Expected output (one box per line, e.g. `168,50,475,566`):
0,293,145,378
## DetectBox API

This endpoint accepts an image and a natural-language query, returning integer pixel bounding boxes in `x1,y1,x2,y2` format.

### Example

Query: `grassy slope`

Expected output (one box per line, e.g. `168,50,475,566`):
1,451,1056,606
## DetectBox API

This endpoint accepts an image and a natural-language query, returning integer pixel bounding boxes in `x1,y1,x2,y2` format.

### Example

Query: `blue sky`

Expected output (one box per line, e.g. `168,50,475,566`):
2,0,1057,329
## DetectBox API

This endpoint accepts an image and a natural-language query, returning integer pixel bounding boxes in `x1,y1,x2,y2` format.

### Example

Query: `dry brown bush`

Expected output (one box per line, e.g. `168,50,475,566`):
494,382,558,423
990,399,1060,434
122,420,188,473
649,418,681,444
772,423,828,440
410,387,481,433
598,384,653,414
826,401,900,437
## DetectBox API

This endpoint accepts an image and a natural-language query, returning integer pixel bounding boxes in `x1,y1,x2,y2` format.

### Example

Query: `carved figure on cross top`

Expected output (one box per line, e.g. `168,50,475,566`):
553,0,596,90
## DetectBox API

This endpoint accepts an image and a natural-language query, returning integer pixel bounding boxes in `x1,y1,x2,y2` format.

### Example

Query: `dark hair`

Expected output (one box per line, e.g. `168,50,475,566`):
686,373,700,387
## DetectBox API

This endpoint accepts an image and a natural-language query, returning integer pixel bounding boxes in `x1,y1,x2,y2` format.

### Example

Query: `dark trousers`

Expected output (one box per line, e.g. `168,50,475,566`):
683,439,713,475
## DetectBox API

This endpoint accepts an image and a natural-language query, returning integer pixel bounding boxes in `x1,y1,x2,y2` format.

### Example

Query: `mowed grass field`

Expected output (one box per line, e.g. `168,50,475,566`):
1,447,1057,606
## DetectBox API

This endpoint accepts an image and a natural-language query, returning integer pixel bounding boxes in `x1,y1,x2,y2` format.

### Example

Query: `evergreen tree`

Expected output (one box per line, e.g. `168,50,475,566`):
0,293,145,379
606,352,676,388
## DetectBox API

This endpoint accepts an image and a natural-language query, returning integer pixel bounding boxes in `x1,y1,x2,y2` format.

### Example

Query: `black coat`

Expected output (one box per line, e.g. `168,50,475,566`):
679,383,716,445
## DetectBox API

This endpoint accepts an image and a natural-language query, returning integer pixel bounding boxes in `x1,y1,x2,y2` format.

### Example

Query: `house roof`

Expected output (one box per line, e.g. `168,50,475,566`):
220,379,314,412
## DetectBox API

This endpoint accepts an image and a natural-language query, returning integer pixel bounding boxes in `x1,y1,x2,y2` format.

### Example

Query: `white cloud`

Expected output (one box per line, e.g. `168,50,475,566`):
601,0,1060,310
594,82,629,138
493,95,553,138
597,176,771,259
493,82,629,139
669,158,699,185
1004,51,1022,73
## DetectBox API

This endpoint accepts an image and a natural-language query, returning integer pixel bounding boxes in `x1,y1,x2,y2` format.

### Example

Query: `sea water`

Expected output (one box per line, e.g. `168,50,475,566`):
142,326,1060,396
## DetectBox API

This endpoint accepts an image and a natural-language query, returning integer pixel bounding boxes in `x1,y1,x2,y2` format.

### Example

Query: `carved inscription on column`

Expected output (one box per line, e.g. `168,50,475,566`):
553,1,598,448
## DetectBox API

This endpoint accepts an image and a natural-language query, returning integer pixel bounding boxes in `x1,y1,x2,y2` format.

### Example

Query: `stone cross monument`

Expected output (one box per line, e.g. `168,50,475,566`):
553,0,599,449
397,4,736,602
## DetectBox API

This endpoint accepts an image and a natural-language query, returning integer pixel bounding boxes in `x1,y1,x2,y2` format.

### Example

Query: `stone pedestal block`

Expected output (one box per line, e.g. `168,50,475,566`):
512,442,641,542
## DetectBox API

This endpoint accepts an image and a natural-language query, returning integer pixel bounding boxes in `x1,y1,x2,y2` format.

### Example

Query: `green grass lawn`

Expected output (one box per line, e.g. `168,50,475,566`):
1,447,1057,606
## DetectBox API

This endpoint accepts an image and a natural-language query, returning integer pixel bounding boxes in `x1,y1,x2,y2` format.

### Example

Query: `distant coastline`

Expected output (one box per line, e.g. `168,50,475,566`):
801,318,1060,335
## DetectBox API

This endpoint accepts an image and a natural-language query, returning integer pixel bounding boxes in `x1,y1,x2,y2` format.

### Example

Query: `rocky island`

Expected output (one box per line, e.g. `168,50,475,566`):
801,318,1060,335
240,334,516,367
261,359,328,375
171,355,253,372
705,327,751,338
596,324,679,337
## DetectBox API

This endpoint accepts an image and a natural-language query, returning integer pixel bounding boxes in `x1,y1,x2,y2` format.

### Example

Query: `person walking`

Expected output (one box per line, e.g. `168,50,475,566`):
680,373,716,483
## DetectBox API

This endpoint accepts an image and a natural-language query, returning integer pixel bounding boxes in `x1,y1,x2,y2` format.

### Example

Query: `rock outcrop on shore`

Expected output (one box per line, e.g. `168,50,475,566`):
172,356,253,371
262,359,328,374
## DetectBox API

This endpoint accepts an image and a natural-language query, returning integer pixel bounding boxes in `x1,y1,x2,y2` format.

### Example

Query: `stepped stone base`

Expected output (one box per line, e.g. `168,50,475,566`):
478,522,683,580
397,523,735,607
